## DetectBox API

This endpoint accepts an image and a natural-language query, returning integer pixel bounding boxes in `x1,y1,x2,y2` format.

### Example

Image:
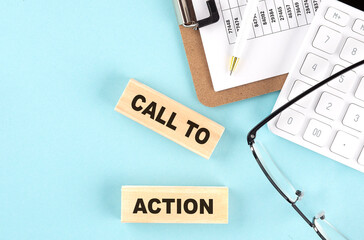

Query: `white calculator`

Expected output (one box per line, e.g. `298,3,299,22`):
269,0,364,172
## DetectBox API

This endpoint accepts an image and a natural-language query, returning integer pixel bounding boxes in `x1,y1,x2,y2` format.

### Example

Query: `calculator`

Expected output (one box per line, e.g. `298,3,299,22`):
269,0,364,172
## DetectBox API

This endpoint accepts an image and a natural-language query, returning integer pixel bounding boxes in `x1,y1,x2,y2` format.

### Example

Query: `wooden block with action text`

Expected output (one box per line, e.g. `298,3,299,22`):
115,79,224,159
121,186,228,223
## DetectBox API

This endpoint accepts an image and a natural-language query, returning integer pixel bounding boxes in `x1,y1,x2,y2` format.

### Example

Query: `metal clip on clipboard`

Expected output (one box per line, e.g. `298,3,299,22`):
173,0,219,30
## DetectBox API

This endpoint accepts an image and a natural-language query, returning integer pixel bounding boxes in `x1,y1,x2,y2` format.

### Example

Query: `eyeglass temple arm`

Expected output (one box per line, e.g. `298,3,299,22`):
247,59,364,145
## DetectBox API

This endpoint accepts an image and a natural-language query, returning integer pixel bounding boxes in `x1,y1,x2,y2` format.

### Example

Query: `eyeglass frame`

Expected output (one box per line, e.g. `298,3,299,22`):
247,59,364,240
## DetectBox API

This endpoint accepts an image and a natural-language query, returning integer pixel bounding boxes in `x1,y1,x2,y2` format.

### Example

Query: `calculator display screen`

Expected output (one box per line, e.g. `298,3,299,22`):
339,0,364,11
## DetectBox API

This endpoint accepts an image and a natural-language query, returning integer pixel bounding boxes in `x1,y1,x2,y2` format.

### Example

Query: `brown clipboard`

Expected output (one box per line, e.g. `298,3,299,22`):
174,0,287,107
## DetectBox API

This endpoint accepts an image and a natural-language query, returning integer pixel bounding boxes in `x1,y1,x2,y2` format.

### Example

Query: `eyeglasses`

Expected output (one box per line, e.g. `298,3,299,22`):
247,59,364,240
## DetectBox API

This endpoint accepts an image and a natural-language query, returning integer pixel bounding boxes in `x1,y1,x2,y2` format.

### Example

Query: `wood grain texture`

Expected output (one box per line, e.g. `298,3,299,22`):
121,186,228,224
115,79,224,159
178,0,287,107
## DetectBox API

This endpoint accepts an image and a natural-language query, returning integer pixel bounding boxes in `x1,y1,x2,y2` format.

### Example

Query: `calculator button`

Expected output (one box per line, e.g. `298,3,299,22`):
328,65,356,93
340,38,364,64
300,53,330,81
288,80,312,108
355,78,364,101
313,26,342,54
315,92,345,120
358,148,364,166
303,119,332,147
343,104,364,132
325,8,350,27
330,131,359,159
276,108,305,135
353,19,364,36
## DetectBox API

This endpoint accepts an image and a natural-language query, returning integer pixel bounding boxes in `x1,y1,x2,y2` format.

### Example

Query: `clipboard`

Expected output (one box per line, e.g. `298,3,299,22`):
173,0,288,107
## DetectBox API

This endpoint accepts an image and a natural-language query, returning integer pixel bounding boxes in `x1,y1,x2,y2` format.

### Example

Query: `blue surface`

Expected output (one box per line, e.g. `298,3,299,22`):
1,1,363,239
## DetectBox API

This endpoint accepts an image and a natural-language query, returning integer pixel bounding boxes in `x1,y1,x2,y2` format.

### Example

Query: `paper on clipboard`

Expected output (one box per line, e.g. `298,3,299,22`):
192,0,321,92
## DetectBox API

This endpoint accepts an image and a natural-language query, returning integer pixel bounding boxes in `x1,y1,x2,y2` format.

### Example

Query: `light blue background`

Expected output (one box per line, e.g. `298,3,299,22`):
1,1,363,239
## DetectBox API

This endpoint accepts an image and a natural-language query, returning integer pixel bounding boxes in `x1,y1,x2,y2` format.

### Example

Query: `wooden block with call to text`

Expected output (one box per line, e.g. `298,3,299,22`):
115,79,225,159
121,186,228,224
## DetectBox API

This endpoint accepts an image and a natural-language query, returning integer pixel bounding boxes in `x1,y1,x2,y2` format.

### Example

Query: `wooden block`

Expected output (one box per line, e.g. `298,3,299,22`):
115,79,225,159
121,186,228,224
